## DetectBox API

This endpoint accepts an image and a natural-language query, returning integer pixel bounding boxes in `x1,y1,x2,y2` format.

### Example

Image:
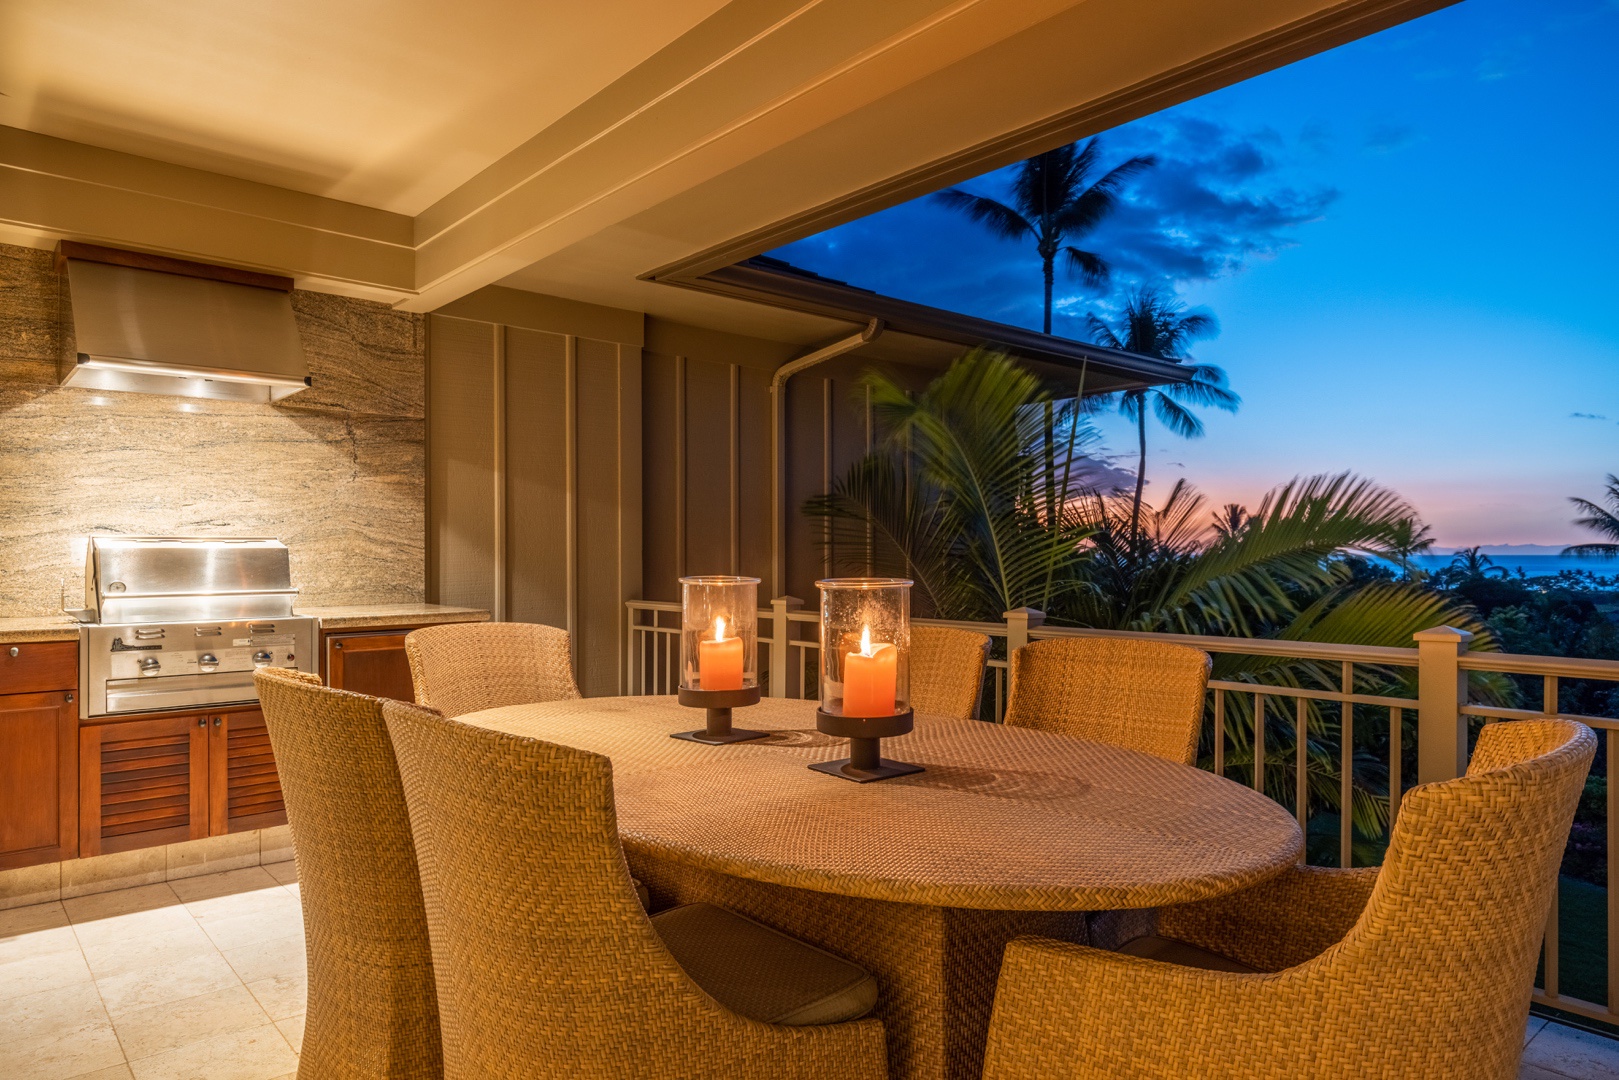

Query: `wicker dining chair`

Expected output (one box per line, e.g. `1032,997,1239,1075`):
981,718,1596,1080
1002,636,1210,764
380,699,888,1079
254,668,443,1080
405,621,580,718
909,625,991,720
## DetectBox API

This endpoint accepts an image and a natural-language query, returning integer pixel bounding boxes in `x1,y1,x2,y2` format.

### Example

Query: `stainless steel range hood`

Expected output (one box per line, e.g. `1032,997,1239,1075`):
57,242,310,403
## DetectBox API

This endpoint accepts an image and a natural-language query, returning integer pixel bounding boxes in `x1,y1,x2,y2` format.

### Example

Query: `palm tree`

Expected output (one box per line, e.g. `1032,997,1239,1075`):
1084,288,1239,544
934,139,1155,334
1383,518,1436,581
1564,475,1619,558
1444,546,1507,583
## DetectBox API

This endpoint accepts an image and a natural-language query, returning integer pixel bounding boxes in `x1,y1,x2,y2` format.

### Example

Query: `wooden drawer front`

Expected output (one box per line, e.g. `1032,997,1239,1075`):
0,642,78,695
82,715,208,856
222,710,285,832
326,632,416,702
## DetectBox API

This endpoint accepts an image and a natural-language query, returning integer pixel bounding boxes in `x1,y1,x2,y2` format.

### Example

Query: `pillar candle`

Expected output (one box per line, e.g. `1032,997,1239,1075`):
842,626,897,716
699,617,744,690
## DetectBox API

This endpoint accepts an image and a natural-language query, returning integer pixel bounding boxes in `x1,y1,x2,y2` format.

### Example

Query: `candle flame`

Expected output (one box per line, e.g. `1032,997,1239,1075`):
860,624,872,657
714,616,727,642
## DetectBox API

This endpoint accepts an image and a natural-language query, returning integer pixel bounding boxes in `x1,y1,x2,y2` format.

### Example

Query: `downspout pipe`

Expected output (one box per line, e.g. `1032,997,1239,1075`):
770,317,884,599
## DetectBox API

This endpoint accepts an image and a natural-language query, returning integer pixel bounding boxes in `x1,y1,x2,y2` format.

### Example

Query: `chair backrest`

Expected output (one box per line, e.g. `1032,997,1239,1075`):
405,621,580,717
1002,636,1210,764
1318,719,1594,1074
253,668,441,1080
379,699,834,1076
909,625,991,720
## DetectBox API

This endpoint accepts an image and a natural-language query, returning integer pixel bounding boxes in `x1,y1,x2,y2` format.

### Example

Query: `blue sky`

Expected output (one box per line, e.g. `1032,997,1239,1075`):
771,0,1619,547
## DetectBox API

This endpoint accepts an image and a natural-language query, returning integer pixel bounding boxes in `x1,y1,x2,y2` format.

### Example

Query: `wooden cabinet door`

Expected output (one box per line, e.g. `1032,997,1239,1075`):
208,709,286,835
326,632,416,702
80,713,210,857
0,690,78,870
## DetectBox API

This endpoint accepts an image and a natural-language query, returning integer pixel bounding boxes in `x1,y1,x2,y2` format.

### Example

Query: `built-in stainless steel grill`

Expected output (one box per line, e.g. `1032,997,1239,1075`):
74,537,316,718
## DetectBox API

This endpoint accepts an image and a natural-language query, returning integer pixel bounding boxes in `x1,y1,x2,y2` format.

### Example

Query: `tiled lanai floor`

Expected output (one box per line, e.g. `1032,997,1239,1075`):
4,860,1619,1080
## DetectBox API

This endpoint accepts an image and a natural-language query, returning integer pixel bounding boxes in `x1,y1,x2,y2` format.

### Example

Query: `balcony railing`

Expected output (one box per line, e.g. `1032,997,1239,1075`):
626,598,1619,1027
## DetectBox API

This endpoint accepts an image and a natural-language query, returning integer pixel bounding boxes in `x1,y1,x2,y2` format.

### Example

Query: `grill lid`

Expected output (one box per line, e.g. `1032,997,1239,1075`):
78,537,299,623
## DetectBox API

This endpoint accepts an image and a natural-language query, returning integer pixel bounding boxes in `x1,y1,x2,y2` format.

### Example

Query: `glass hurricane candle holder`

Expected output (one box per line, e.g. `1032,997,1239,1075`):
811,577,922,782
673,575,765,744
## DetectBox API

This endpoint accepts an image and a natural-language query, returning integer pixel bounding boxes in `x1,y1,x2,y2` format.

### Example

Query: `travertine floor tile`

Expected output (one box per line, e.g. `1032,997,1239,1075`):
1522,1023,1619,1080
167,867,278,905
274,1013,304,1054
111,984,275,1061
126,1023,298,1080
72,1066,136,1080
221,934,305,986
1526,1017,1550,1046
6,981,110,1043
0,921,81,965
80,923,216,981
244,973,307,1021
0,900,69,938
68,902,199,950
191,894,302,952
0,1017,125,1080
0,944,94,1003
262,862,297,887
62,884,181,925
96,952,242,1018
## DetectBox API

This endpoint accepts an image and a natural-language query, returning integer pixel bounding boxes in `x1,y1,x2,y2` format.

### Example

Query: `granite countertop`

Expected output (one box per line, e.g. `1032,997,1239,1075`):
297,604,491,630
0,616,81,644
0,604,490,644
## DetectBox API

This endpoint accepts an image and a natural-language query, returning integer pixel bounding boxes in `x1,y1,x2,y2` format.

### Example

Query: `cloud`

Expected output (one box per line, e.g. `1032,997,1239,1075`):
1363,122,1420,154
1571,412,1608,420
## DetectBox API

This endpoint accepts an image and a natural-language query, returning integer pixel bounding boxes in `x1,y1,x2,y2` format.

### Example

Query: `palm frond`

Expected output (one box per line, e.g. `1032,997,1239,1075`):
931,188,1032,242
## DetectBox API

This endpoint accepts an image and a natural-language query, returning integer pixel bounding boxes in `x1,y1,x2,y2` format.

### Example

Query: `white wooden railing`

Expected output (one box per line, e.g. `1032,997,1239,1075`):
626,598,1619,1026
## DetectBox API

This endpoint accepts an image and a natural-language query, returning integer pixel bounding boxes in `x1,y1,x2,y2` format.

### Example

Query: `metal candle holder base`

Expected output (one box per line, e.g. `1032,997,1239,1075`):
810,708,923,783
673,686,766,744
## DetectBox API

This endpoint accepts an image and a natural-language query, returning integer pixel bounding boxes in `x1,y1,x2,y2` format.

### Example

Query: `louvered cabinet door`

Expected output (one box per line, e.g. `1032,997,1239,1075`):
80,714,210,857
209,709,287,834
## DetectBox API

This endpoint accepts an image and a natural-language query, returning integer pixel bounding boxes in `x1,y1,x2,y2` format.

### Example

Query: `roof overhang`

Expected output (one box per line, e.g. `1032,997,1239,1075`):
668,257,1191,394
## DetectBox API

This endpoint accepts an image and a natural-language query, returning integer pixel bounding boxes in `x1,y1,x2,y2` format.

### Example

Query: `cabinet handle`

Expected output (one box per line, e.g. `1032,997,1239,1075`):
334,641,343,649
7,646,17,658
198,717,207,727
64,692,74,703
213,717,223,727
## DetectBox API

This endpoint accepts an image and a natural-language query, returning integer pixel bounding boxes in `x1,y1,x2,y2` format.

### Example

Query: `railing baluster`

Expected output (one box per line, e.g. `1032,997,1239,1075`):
1545,887,1560,999
1341,661,1354,869
1213,689,1225,778
1390,707,1402,830
1253,693,1265,794
1609,730,1617,1015
1295,698,1308,831
1544,674,1559,717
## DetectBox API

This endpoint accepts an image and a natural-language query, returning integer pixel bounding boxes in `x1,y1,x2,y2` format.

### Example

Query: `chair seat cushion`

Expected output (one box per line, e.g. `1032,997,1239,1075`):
651,903,878,1025
1116,934,1257,974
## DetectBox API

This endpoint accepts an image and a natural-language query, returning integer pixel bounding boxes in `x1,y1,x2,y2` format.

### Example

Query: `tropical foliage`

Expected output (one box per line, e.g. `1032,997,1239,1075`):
1084,288,1239,540
934,139,1154,333
1564,474,1619,559
806,348,1498,860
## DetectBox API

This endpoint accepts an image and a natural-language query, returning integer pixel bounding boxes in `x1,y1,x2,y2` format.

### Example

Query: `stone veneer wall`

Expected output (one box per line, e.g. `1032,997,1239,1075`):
0,243,425,615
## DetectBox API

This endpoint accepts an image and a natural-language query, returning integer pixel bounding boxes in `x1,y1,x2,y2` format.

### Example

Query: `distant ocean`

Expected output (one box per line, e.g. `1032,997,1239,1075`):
1407,552,1619,579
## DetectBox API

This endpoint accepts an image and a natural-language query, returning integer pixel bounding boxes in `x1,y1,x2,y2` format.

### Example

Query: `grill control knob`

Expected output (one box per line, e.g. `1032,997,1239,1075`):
199,653,219,672
253,650,274,668
138,656,161,675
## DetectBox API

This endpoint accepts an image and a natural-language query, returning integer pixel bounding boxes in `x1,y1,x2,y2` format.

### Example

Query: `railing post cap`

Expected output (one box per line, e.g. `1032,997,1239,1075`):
1003,608,1046,626
772,595,805,610
1413,625,1475,645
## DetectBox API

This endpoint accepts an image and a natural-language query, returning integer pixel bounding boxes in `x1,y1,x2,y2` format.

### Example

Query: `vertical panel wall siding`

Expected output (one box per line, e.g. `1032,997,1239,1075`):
639,347,879,607
427,314,641,697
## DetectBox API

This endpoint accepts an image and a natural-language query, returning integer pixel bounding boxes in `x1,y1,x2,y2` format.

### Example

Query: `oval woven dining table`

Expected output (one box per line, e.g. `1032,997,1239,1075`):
459,695,1303,1080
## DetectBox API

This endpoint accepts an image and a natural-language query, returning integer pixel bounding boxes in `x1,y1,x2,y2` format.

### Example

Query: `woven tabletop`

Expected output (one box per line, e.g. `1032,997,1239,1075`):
461,696,1303,912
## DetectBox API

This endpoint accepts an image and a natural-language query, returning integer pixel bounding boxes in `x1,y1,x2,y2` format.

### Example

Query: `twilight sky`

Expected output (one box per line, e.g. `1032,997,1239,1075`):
771,0,1619,547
